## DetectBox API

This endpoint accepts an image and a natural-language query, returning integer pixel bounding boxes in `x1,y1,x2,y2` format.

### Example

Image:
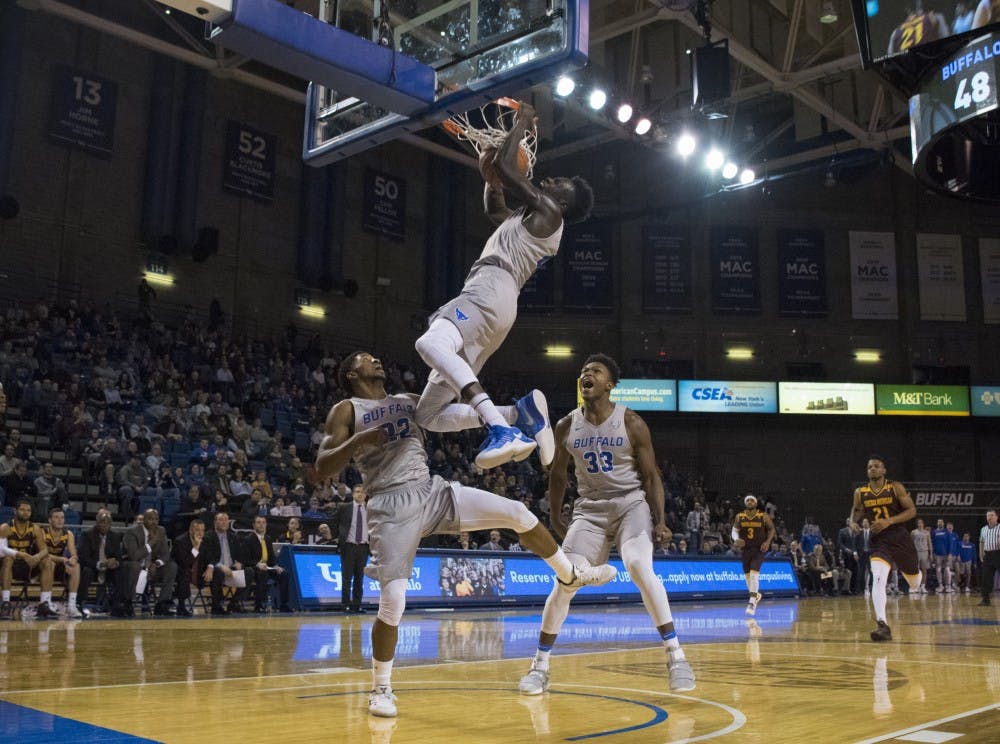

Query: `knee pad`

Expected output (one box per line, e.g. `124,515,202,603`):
377,578,408,627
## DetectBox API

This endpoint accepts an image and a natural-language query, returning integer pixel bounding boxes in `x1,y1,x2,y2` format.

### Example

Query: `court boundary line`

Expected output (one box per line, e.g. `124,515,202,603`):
276,678,747,743
851,702,1000,743
698,646,998,670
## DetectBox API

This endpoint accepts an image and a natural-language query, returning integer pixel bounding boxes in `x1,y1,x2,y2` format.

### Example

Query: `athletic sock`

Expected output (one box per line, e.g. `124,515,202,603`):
469,392,507,428
39,591,52,605
2,590,9,602
533,645,552,671
69,592,77,607
661,628,682,654
498,404,518,425
543,551,576,584
373,658,394,689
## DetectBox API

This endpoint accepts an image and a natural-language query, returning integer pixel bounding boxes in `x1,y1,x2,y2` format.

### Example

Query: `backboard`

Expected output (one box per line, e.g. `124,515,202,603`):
303,0,588,166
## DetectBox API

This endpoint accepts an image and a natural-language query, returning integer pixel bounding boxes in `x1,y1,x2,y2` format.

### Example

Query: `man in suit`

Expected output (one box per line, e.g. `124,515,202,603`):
200,511,254,615
78,508,126,612
837,517,860,595
120,508,178,616
856,517,874,596
245,515,291,613
170,518,206,617
337,484,369,613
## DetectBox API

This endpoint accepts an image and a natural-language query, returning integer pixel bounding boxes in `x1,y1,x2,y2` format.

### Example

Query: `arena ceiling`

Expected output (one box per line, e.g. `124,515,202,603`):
20,0,913,178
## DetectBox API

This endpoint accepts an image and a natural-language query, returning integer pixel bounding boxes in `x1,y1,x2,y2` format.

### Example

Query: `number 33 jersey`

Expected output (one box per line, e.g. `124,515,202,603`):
351,395,429,495
566,404,641,499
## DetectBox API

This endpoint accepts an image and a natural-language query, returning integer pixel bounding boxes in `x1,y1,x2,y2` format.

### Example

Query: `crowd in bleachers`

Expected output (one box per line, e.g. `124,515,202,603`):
0,296,891,617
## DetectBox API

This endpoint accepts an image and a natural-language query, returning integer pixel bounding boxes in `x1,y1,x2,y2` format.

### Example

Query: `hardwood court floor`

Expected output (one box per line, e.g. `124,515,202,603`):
2,594,999,743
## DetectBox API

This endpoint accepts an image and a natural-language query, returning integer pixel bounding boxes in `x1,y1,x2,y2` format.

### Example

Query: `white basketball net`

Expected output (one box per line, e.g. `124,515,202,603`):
445,100,537,179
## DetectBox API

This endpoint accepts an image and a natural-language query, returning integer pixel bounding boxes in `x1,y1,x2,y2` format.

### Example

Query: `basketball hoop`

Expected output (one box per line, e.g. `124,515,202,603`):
442,97,537,178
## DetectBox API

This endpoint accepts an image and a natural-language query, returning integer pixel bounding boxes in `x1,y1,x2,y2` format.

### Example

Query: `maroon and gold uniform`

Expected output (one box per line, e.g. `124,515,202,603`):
6,521,40,580
889,12,944,54
44,528,71,580
736,510,767,573
858,481,919,575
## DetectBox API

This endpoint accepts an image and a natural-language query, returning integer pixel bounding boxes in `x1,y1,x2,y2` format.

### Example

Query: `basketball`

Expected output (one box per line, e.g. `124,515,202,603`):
479,146,529,185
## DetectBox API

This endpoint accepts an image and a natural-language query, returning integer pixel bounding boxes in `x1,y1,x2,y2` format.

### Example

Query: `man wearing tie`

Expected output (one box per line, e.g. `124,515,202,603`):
200,512,254,615
855,517,873,596
338,484,369,614
247,515,292,613
121,508,178,616
170,518,206,617
78,508,125,613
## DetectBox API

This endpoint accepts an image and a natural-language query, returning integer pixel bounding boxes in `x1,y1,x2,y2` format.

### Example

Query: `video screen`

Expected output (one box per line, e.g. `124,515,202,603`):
862,0,999,62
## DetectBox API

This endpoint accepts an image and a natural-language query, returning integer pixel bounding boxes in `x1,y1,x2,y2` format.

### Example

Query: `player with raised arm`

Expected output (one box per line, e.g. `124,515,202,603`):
517,354,696,696
732,494,776,616
316,352,616,719
414,101,594,470
849,456,921,641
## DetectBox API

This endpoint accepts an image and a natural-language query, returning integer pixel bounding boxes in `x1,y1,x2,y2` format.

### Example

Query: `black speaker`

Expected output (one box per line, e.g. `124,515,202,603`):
192,226,219,263
691,42,730,109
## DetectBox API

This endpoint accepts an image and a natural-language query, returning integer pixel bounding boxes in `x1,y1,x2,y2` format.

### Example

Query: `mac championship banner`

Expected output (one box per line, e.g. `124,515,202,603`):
642,227,692,312
710,227,760,313
917,234,966,321
777,229,827,316
849,231,899,319
563,221,614,312
980,238,1000,324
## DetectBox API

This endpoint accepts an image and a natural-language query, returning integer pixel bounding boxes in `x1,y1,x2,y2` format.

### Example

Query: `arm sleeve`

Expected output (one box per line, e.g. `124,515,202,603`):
0,538,16,558
731,526,740,542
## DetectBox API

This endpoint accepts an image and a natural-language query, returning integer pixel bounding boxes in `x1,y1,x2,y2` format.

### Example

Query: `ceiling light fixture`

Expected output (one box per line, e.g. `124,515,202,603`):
555,75,576,97
588,89,607,110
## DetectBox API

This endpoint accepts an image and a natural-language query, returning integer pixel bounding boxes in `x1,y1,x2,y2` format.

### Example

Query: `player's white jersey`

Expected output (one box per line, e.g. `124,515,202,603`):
351,395,428,494
471,207,563,289
565,404,642,499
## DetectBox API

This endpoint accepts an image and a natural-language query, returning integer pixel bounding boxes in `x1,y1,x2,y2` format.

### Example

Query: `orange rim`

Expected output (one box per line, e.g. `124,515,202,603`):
440,119,465,138
495,96,520,110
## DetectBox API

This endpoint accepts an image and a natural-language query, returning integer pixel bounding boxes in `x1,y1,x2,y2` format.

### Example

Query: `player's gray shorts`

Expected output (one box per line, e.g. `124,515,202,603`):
428,265,518,377
917,553,931,571
562,490,652,567
366,475,461,584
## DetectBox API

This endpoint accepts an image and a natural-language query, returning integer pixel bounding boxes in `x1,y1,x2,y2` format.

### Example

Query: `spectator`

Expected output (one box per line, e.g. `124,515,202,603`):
315,523,335,546
807,544,835,596
170,518,206,617
479,529,504,551
1,460,37,508
116,455,149,520
302,497,326,520
199,511,253,615
119,508,178,617
33,462,69,515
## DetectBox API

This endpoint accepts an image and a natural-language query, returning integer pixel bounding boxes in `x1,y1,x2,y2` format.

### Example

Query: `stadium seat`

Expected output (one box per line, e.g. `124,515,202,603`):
138,491,162,515
161,497,181,525
294,430,311,451
0,505,13,524
63,509,82,526
259,408,275,429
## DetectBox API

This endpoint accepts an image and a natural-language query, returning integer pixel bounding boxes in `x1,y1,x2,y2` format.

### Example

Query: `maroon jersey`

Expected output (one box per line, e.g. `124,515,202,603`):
736,510,767,550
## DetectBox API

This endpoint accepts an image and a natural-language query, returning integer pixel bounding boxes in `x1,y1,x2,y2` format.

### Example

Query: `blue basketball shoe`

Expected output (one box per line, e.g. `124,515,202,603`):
475,424,536,470
514,389,554,467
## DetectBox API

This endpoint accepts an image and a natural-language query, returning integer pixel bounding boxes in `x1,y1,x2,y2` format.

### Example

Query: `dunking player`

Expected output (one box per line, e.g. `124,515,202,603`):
731,494,776,616
517,354,696,696
316,352,616,718
414,101,594,470
849,456,921,641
